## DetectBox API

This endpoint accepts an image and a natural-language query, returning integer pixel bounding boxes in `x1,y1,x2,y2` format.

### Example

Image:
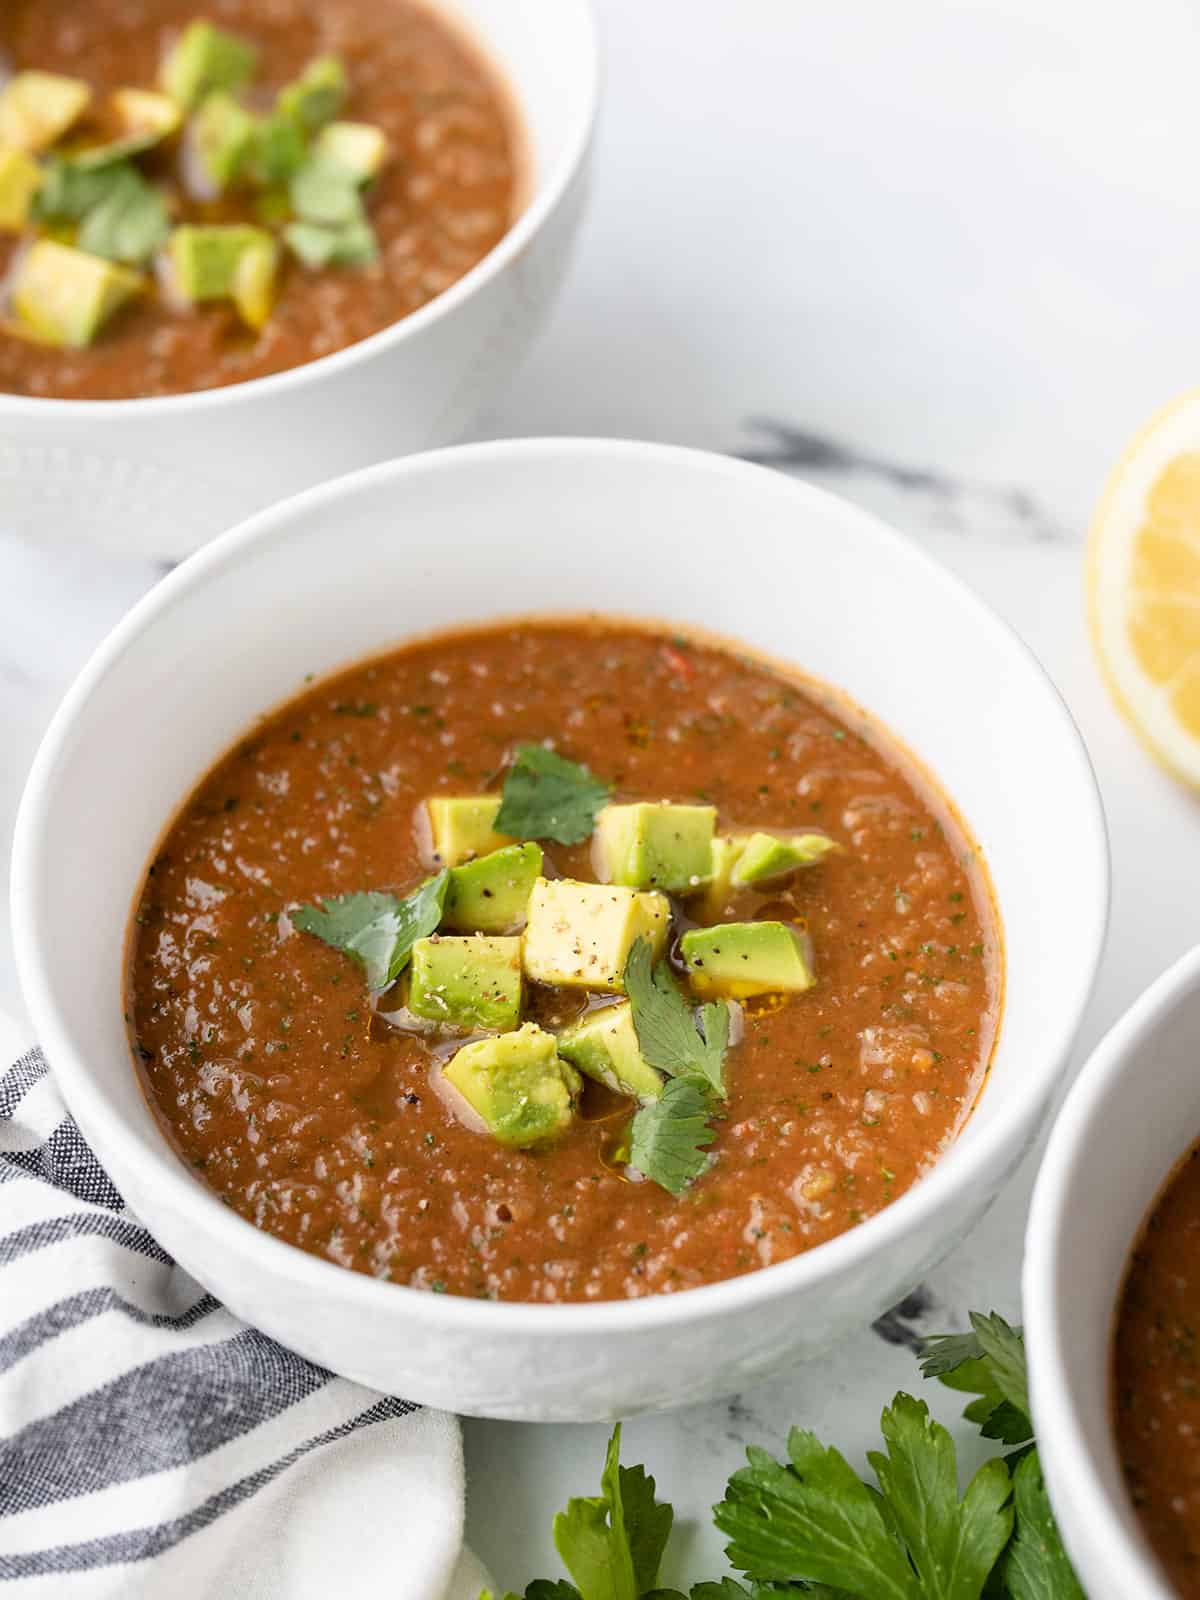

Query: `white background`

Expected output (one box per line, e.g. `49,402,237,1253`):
3,0,1200,1588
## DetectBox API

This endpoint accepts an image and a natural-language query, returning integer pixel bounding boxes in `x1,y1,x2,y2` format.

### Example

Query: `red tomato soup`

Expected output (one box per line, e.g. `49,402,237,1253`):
126,619,1002,1303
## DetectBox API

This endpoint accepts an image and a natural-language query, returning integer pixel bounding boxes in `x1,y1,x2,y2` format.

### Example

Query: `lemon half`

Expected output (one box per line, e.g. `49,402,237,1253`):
1088,388,1200,788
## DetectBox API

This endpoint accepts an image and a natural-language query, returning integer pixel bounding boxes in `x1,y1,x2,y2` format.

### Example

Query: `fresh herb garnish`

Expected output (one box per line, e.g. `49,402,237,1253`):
34,155,130,221
77,167,170,265
628,1077,715,1197
284,217,378,269
494,744,612,846
484,1309,1082,1600
922,1311,1032,1443
291,870,448,990
624,938,729,1095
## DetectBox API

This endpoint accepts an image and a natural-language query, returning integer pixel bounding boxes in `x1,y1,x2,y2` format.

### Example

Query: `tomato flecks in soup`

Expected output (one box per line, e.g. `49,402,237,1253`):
0,0,517,400
126,621,1000,1303
1115,1142,1200,1595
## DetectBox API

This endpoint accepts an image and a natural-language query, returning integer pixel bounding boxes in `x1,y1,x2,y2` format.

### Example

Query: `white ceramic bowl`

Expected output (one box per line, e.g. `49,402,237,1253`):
12,439,1108,1421
0,0,597,561
1024,944,1200,1598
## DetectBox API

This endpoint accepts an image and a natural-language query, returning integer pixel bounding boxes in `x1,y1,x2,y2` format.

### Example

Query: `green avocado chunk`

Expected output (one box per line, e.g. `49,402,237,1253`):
407,934,522,1031
0,71,91,153
168,222,272,300
161,21,258,109
0,149,43,231
732,831,837,886
592,801,716,893
426,795,514,867
314,120,388,182
522,877,670,992
442,1023,580,1147
680,920,815,999
192,90,258,188
556,1002,665,1104
12,240,142,348
443,843,543,935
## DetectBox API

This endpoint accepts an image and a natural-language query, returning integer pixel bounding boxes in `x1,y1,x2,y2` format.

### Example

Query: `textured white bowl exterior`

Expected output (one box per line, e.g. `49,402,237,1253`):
1025,945,1200,1599
0,0,597,559
12,440,1108,1420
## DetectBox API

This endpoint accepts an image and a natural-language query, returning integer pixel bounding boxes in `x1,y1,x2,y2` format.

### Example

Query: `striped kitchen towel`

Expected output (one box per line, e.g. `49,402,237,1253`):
0,1029,487,1599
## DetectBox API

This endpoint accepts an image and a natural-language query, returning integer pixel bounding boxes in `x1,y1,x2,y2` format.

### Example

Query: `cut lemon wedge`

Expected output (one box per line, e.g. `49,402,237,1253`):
1088,388,1200,788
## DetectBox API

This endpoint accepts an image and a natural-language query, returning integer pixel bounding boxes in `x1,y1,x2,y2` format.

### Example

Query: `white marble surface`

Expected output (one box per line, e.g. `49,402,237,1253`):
4,0,1200,1589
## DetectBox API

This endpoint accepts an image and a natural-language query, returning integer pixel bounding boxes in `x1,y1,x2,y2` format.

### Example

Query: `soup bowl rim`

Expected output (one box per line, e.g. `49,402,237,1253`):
0,0,600,420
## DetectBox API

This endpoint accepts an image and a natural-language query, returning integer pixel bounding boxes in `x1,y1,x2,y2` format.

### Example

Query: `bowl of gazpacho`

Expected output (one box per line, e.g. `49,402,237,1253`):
0,0,596,555
12,438,1108,1419
1025,945,1200,1599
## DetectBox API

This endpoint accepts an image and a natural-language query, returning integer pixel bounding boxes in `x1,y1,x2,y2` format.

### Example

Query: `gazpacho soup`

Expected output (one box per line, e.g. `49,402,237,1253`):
0,0,520,398
126,619,1001,1304
1115,1140,1200,1595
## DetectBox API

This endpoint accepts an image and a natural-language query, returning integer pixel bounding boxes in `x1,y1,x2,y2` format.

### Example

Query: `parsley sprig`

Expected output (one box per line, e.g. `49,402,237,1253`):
483,1312,1083,1600
622,939,731,1195
291,870,448,990
494,744,612,846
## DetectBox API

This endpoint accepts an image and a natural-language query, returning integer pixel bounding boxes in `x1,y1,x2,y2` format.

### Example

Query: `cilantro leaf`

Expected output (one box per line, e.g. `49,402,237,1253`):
284,218,378,269
624,939,730,1094
553,1425,671,1600
290,151,365,225
291,871,448,990
715,1431,919,1599
77,168,170,265
493,744,612,846
629,1077,715,1195
1002,1452,1084,1600
34,156,130,221
866,1394,1012,1600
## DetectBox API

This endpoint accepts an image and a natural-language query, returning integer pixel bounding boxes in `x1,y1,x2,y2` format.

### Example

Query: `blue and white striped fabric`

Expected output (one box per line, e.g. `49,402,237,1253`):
0,1035,482,1599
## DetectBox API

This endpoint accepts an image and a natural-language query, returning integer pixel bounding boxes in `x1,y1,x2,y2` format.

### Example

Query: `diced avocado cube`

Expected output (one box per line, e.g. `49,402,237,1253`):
314,120,388,182
557,1002,664,1104
442,1023,579,1147
0,149,43,231
230,231,278,330
78,88,183,164
161,21,258,110
443,843,543,935
522,878,670,993
0,72,91,153
192,90,258,188
168,223,271,301
593,801,715,893
732,831,837,886
407,934,522,1031
680,921,815,999
276,55,347,133
426,795,514,867
697,834,743,922
12,240,142,348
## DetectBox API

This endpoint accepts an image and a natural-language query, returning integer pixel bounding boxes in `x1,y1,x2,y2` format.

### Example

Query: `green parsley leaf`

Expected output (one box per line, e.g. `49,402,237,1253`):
629,1077,715,1196
291,871,448,990
494,744,612,846
715,1429,919,1599
77,168,170,266
934,1356,1034,1449
624,938,729,1095
284,218,378,269
553,1425,672,1600
289,152,365,226
866,1393,1013,1599
1002,1452,1084,1600
922,1313,1030,1431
